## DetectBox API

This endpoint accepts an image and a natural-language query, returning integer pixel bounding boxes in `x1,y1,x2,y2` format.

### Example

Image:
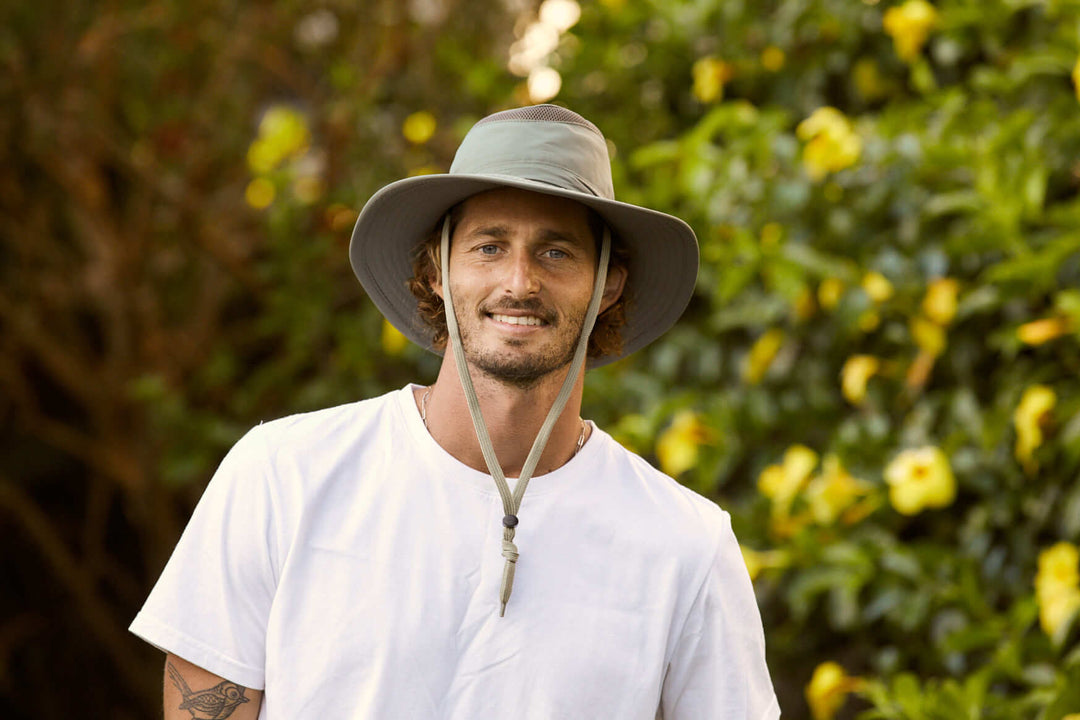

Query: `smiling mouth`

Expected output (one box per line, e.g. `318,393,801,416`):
490,313,547,327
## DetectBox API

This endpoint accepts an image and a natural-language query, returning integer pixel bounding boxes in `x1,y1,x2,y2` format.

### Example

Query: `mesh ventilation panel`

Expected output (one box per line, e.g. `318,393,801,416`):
474,105,602,137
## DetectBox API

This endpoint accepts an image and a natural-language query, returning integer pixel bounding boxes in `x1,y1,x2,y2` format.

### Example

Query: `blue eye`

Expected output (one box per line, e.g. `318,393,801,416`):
479,245,499,255
545,248,569,259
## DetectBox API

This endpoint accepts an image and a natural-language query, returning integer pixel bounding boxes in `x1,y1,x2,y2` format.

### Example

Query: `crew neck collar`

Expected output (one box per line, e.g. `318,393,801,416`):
396,384,600,496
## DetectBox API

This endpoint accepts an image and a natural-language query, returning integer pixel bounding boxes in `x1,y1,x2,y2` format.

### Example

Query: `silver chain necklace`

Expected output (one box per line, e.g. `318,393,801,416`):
421,387,586,456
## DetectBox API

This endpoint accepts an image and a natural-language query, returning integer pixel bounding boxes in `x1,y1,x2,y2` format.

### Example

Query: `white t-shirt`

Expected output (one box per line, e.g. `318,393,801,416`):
131,385,779,719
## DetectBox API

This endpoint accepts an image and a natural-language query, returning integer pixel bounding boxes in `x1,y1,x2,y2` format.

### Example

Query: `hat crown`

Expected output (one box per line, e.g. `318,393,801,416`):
449,104,614,200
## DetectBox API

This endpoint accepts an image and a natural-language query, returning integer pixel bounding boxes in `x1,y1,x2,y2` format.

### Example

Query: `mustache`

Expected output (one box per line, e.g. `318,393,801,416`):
480,298,557,324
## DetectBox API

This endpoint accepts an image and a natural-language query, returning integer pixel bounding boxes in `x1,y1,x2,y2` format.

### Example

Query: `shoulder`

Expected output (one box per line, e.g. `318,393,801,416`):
210,386,412,493
587,429,730,553
240,386,408,459
255,386,404,441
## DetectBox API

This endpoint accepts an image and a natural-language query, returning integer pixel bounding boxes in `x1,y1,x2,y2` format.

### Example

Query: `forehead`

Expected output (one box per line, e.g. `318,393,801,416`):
456,188,592,241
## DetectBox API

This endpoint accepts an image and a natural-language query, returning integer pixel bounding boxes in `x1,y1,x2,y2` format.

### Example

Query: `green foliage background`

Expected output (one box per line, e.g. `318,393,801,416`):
2,0,1079,717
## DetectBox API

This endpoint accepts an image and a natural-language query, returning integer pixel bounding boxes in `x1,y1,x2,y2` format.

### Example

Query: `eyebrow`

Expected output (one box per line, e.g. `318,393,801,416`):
469,224,510,239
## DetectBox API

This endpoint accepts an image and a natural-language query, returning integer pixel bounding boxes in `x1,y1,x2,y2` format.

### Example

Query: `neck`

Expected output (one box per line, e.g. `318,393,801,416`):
419,352,588,478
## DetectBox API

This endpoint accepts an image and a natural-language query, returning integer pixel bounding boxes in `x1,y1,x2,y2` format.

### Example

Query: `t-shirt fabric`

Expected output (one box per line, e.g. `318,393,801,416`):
130,385,780,719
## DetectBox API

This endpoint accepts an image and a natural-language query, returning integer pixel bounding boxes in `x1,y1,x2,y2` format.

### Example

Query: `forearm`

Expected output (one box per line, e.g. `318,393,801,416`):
163,653,263,720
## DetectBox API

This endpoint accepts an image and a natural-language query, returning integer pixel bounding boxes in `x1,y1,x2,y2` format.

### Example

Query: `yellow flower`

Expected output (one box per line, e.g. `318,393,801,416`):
818,277,845,311
759,445,818,517
911,316,946,357
1038,543,1080,591
806,661,863,720
402,111,437,145
884,446,956,516
245,177,275,210
883,0,939,63
743,329,786,384
841,355,881,405
692,56,734,103
741,546,790,581
1035,542,1080,641
246,139,278,175
1073,56,1080,103
248,106,311,173
1014,385,1056,475
797,107,862,181
805,455,872,525
1042,591,1080,643
381,319,408,356
259,106,310,148
761,46,786,72
1018,317,1072,346
862,271,894,303
656,411,711,477
922,277,959,325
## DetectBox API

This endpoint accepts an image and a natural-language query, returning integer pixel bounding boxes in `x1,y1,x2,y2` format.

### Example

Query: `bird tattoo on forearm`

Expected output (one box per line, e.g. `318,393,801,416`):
167,661,250,719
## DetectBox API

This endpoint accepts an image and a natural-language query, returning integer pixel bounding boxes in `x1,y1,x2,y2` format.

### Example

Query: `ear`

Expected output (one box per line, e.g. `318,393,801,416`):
427,240,445,300
431,269,444,300
599,263,627,314
431,216,452,300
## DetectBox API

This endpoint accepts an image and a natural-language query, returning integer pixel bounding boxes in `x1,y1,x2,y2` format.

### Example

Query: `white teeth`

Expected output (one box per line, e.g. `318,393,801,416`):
492,314,544,326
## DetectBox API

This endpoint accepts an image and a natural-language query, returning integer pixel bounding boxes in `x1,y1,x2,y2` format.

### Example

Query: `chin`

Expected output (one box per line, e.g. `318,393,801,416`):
470,347,576,389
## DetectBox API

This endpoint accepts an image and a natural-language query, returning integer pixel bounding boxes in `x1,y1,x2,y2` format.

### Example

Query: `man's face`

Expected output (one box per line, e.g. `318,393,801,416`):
433,188,622,388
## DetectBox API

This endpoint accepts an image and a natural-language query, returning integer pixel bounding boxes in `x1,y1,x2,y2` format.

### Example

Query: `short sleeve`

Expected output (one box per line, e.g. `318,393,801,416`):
129,425,283,690
660,511,780,720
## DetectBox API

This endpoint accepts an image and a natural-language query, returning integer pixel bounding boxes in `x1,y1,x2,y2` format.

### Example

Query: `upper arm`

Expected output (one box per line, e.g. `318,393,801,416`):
164,652,263,720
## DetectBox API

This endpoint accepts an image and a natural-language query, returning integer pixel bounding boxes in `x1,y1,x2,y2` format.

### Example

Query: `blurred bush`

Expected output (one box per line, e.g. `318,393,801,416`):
566,1,1080,716
1,0,1078,717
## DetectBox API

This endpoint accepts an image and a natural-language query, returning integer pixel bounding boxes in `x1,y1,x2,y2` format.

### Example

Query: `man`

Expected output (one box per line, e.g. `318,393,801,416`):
131,105,780,719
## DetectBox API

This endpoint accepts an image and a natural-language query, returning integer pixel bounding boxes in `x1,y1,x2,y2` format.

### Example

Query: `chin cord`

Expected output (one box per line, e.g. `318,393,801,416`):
439,214,611,617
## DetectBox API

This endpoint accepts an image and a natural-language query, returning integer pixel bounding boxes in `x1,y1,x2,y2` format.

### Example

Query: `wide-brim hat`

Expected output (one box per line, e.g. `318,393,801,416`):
349,104,699,367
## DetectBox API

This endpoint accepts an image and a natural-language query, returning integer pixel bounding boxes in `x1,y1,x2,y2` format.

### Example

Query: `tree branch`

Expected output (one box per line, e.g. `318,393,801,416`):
0,289,103,413
0,477,156,709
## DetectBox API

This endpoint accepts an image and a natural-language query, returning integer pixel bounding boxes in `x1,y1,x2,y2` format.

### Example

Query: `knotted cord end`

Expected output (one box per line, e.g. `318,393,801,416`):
498,539,520,617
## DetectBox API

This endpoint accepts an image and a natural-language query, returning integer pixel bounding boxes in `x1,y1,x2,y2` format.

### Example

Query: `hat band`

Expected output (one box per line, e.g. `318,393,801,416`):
459,164,605,199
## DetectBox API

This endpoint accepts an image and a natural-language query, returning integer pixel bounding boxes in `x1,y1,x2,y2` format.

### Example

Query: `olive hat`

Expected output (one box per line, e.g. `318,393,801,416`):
348,104,699,367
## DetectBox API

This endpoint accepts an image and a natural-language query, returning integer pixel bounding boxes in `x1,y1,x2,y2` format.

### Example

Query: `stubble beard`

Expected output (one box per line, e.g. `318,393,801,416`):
458,299,586,391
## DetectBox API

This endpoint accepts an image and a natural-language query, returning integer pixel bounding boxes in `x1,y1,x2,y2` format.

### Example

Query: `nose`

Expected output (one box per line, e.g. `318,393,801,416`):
504,251,541,297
